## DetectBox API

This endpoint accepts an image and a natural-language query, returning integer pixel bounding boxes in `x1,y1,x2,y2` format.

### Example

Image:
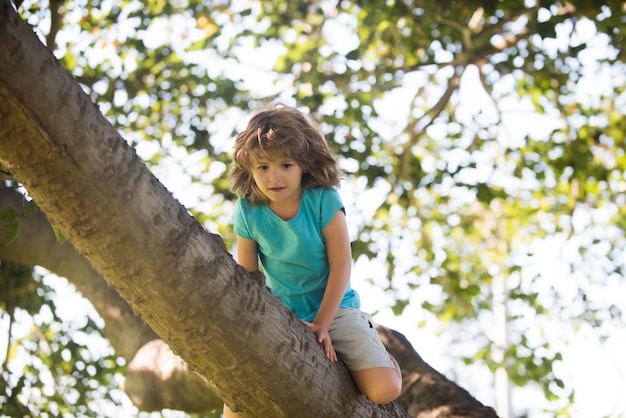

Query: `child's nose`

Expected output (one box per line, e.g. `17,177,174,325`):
268,167,281,181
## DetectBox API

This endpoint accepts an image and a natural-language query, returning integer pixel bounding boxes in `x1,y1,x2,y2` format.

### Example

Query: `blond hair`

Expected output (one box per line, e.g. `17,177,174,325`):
229,104,342,204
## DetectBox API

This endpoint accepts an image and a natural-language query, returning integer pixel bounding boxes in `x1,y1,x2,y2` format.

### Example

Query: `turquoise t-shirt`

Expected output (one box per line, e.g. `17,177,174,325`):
233,187,360,321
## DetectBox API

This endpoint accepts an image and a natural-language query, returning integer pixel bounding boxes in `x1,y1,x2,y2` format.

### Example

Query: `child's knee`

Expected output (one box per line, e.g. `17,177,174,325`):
223,404,241,418
364,376,402,404
351,364,402,405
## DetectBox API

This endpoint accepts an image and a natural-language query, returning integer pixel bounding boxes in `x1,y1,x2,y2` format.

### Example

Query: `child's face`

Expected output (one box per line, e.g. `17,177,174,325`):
251,153,304,205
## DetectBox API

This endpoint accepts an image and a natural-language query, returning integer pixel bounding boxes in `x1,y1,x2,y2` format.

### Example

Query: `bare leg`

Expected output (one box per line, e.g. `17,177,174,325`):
224,356,402,412
223,404,241,418
350,354,402,405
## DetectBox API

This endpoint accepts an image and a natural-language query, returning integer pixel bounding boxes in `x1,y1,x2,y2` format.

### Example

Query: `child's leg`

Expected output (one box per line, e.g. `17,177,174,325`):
329,309,403,404
350,354,402,405
223,404,241,418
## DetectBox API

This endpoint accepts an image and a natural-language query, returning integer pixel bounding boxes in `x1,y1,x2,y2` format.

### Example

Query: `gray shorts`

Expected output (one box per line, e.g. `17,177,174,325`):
329,308,394,371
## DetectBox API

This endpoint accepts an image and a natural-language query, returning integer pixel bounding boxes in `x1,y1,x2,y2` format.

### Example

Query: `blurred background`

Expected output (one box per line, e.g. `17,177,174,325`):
1,1,625,417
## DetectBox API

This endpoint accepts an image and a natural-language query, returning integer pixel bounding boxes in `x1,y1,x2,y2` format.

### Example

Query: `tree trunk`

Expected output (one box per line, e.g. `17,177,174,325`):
0,190,222,412
0,3,408,416
0,190,157,361
1,190,498,417
0,3,497,416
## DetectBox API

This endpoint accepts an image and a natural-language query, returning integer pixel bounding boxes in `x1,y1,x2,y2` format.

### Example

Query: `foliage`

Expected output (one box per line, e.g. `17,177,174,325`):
244,1,626,412
0,264,128,416
5,0,626,416
0,180,37,246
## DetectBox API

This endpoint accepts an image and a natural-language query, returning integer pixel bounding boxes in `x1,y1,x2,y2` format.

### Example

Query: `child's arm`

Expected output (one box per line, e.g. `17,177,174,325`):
236,235,259,273
307,209,352,361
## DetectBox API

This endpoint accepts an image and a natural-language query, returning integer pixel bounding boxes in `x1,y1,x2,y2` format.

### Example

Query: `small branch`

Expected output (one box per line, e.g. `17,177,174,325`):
46,0,64,51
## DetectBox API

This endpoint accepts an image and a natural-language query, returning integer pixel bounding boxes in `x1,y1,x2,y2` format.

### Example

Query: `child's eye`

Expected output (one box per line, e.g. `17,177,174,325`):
282,163,292,168
257,165,268,170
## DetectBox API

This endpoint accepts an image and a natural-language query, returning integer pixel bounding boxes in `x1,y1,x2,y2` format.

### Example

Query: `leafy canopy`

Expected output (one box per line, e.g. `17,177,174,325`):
3,0,626,416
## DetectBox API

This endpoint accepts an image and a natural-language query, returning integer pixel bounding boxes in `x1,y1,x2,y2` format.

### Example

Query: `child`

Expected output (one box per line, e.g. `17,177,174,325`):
225,104,402,416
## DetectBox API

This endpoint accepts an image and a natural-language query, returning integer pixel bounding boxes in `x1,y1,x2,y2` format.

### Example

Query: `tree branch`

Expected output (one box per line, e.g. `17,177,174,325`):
0,3,498,416
1,188,498,416
0,4,409,415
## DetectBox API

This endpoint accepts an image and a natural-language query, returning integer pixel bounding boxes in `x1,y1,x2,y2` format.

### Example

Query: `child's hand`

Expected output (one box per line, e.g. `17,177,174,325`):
303,321,337,362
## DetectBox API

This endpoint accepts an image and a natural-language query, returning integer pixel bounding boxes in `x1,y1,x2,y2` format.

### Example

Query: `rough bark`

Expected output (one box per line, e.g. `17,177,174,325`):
0,190,222,412
1,189,499,417
0,190,157,361
0,3,498,416
0,3,408,416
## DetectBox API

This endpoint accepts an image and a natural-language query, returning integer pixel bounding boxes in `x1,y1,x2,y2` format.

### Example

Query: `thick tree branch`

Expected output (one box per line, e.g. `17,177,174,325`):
0,3,408,416
0,189,157,361
1,189,498,416
377,327,497,418
0,187,498,416
0,3,498,416
0,189,242,412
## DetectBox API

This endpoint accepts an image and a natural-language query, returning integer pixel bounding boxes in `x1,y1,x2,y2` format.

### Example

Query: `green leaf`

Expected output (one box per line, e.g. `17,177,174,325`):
2,220,20,245
391,299,409,316
0,207,18,221
51,223,66,243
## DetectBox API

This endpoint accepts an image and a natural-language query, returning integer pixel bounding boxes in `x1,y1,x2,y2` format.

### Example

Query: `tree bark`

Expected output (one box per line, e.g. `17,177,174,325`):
0,190,157,361
0,189,498,417
0,3,408,416
0,190,222,412
1,190,498,416
0,3,497,416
